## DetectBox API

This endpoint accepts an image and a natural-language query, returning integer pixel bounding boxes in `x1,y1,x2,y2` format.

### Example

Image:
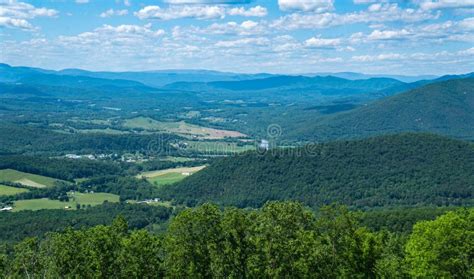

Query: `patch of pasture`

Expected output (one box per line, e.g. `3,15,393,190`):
138,165,206,186
0,184,29,196
123,117,246,139
12,192,120,212
0,169,61,188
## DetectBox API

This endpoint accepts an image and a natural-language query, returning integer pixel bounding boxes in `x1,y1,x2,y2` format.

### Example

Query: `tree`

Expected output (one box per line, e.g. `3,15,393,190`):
11,237,44,278
405,208,474,278
164,204,224,278
118,230,165,278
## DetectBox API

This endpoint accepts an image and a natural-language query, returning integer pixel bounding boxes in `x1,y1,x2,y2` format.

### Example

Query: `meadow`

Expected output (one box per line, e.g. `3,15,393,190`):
123,117,246,139
12,192,119,212
139,166,206,186
0,184,29,196
0,169,61,188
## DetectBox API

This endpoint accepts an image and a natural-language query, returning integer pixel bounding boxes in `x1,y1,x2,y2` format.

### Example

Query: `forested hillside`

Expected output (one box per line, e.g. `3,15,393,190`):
291,78,474,141
159,133,474,208
1,202,471,278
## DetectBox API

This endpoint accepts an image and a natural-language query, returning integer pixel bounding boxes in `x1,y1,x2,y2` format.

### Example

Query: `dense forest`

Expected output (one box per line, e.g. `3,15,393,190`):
159,133,474,208
1,202,472,278
0,203,172,244
0,123,180,156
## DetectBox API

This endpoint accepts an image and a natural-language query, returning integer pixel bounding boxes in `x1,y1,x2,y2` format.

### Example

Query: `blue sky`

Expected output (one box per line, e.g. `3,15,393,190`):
0,0,473,75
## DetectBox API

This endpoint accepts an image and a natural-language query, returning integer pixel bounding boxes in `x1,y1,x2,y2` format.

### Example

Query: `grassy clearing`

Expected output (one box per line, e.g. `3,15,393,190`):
0,169,61,188
184,141,254,153
148,173,185,186
70,192,120,206
123,117,246,139
126,200,173,208
0,184,29,196
138,166,206,186
12,192,119,212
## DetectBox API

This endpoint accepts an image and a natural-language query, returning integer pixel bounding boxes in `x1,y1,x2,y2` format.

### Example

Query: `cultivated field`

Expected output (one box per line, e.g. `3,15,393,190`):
123,117,246,139
138,165,206,186
0,169,61,188
0,184,29,196
12,192,119,212
184,141,254,154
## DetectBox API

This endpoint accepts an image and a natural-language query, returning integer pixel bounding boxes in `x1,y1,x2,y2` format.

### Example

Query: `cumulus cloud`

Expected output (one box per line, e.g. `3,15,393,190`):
75,0,89,4
135,5,226,20
417,0,474,10
100,9,128,18
215,37,269,47
367,29,411,40
135,4,267,20
58,23,165,47
278,0,334,12
350,17,474,44
0,0,58,30
352,53,404,62
304,36,341,48
228,6,267,17
165,0,252,3
271,3,439,30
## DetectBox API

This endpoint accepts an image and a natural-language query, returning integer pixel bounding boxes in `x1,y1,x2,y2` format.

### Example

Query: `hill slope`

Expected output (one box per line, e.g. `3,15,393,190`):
158,133,474,208
290,78,474,141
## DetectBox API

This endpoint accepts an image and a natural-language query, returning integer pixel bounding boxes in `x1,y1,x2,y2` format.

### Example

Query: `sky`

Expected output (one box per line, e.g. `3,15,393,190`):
0,0,473,75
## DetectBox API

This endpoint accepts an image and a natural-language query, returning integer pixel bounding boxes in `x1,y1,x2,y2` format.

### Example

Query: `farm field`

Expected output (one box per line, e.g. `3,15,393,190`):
123,117,246,139
138,165,206,186
183,141,255,154
12,192,119,212
0,169,61,188
0,184,29,196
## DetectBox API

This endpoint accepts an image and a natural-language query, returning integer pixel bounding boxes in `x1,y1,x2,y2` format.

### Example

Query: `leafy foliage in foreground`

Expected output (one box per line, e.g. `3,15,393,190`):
159,133,474,208
1,202,472,278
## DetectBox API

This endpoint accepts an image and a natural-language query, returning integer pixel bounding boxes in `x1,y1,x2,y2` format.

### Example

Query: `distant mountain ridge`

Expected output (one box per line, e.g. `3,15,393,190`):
3,63,471,88
289,78,474,141
309,72,438,82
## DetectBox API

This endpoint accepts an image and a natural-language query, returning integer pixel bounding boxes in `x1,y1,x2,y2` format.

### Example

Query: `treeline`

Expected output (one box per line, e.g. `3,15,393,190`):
0,156,124,181
1,202,472,278
0,123,180,155
160,133,474,208
78,176,160,201
0,203,172,244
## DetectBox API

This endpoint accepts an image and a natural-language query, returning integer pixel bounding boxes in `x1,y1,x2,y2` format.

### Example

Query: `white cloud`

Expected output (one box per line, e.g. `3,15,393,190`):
0,0,58,30
271,4,439,30
352,53,404,62
124,0,131,6
278,0,334,12
458,17,474,29
417,0,474,10
135,5,226,20
100,9,128,18
184,20,267,36
0,16,32,29
135,5,268,20
58,23,165,47
228,6,267,17
165,0,251,3
368,29,411,40
215,37,269,47
304,36,341,48
75,0,89,4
